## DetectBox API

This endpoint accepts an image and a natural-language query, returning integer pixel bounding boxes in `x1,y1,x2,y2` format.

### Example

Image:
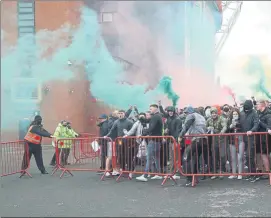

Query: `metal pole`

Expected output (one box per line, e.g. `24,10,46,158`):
184,1,190,76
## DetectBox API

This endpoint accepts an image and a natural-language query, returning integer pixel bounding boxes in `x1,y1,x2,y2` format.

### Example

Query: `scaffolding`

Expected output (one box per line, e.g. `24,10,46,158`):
215,1,243,56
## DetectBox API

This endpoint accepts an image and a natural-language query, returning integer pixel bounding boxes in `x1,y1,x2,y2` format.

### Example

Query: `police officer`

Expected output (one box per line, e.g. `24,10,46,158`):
50,120,79,166
21,115,53,176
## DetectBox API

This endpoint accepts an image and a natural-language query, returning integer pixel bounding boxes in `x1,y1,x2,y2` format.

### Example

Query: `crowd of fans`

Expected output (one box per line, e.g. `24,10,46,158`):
97,98,271,186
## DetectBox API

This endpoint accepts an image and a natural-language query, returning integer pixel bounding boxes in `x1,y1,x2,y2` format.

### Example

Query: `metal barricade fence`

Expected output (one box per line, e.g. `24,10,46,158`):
179,132,271,187
113,136,178,186
77,133,99,160
79,133,97,138
1,140,32,178
51,137,114,179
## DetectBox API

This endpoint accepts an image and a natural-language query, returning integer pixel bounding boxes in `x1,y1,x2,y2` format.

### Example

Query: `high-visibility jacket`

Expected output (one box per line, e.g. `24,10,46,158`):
24,126,42,144
53,124,78,148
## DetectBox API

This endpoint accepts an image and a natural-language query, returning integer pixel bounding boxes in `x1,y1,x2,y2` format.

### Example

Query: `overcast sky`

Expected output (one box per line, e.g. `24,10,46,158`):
216,1,271,97
220,1,271,56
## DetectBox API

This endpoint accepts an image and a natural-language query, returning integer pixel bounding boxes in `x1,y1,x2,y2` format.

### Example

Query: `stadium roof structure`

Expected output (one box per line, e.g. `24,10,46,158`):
215,1,243,57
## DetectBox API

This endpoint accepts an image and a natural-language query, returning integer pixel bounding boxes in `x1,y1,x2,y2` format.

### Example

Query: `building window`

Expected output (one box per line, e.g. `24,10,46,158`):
101,12,113,23
11,79,40,102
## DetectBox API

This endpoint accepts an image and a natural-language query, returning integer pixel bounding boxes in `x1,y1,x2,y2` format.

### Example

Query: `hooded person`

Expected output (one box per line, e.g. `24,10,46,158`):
240,99,259,182
161,106,182,178
206,107,228,179
22,115,53,176
178,106,207,186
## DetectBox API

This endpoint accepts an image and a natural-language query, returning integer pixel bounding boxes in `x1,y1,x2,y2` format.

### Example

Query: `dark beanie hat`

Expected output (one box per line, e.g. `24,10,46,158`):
34,115,42,121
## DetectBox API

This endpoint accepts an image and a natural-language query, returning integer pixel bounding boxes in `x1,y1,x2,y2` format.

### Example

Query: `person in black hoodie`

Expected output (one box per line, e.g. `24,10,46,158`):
21,115,53,176
97,114,110,172
239,99,259,182
159,104,182,176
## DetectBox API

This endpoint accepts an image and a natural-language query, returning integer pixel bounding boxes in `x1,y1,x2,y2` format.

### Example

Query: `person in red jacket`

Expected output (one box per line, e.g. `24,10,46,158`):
21,115,53,176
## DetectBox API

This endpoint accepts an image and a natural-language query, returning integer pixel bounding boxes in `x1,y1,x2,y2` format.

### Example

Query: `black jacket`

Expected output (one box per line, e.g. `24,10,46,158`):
240,100,259,132
145,112,163,136
240,110,259,132
258,108,271,132
159,105,182,138
107,117,118,140
98,120,110,137
165,115,182,139
30,125,52,137
106,118,133,137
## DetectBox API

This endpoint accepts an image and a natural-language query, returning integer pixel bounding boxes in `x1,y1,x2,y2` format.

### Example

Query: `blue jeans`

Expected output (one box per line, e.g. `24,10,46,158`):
144,140,161,177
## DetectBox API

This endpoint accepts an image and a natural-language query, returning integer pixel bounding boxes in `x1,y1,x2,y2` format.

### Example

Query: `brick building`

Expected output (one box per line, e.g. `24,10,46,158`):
1,1,222,142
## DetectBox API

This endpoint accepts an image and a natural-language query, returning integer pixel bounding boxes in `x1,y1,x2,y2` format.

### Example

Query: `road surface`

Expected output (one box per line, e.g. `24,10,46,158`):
1,147,271,217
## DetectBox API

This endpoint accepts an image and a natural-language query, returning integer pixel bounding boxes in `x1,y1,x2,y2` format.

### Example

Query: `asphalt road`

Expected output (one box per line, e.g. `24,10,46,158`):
1,147,271,217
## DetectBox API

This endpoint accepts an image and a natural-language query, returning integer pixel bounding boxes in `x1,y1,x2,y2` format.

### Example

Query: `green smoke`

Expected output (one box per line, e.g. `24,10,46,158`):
81,8,178,111
157,76,180,107
245,56,271,99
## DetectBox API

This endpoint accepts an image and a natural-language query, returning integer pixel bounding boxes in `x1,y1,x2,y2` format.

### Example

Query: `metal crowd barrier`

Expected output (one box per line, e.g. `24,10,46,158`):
180,132,271,187
1,140,32,178
113,136,178,186
51,137,114,179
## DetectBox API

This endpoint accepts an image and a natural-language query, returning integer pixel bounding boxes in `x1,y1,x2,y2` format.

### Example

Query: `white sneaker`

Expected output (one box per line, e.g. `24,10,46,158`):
228,175,237,179
172,175,181,180
147,174,151,178
112,171,120,176
237,175,242,180
105,172,111,177
151,175,163,180
136,175,148,182
128,173,133,178
211,176,217,180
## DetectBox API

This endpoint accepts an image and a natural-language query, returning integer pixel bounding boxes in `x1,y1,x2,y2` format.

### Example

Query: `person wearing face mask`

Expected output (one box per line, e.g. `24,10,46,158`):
21,115,53,176
239,99,259,182
206,107,228,180
123,113,147,178
221,105,231,127
228,109,244,180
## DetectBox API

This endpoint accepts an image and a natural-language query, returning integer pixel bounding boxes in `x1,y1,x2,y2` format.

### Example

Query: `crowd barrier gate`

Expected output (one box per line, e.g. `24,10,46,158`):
113,136,179,186
1,140,32,178
179,132,271,187
51,137,114,179
78,133,100,159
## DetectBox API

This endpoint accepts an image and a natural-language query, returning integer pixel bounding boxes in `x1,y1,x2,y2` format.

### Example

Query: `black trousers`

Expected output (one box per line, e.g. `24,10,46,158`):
117,139,137,171
183,138,208,181
22,142,45,172
244,136,256,173
51,148,70,166
100,142,107,170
